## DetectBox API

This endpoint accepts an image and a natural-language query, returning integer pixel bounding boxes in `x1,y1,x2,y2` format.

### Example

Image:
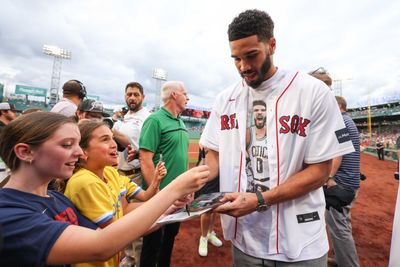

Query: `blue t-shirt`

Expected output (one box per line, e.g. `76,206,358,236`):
0,188,97,267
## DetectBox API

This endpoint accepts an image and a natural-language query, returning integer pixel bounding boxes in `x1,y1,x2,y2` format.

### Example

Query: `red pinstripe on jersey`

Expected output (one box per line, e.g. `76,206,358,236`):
234,151,243,239
274,71,299,253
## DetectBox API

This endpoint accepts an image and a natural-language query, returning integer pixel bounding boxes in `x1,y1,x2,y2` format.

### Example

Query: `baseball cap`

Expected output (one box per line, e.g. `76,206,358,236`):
78,99,110,117
0,102,22,112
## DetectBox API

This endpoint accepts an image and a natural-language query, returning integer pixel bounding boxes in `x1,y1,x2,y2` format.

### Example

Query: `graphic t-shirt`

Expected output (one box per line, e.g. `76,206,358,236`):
0,188,97,267
246,86,270,193
242,83,274,256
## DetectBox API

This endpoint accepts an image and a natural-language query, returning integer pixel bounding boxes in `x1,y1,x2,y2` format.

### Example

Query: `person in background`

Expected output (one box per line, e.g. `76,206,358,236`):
309,67,332,87
113,82,150,266
75,99,110,121
139,81,190,267
113,82,150,187
0,102,21,184
51,80,87,117
196,147,223,257
0,102,20,133
325,96,360,267
0,112,209,266
376,138,385,160
310,70,360,267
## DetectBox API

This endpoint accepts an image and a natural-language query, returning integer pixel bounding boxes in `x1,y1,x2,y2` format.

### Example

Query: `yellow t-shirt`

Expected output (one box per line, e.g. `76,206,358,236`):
64,166,141,267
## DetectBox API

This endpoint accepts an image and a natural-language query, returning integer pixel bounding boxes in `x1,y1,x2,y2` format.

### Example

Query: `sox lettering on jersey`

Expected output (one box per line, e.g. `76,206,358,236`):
220,113,239,130
279,115,311,137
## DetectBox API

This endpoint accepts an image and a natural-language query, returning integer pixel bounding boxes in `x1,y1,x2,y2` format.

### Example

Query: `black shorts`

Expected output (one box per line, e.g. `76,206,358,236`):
195,176,220,198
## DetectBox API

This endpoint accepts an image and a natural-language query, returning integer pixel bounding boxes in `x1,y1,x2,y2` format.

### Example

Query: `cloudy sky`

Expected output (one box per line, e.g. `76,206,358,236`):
0,0,399,109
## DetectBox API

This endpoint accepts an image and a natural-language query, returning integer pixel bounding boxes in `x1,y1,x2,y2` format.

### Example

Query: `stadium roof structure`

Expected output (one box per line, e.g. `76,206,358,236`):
185,104,211,111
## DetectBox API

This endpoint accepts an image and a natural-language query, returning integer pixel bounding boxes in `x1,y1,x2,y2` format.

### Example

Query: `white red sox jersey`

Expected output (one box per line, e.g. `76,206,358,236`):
247,126,269,193
200,68,355,261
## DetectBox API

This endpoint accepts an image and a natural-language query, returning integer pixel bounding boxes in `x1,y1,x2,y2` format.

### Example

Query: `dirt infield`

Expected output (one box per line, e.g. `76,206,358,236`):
171,152,399,266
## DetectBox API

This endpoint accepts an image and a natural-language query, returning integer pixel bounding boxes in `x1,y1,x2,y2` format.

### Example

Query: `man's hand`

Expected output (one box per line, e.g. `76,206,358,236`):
214,192,258,217
326,177,337,188
126,144,137,162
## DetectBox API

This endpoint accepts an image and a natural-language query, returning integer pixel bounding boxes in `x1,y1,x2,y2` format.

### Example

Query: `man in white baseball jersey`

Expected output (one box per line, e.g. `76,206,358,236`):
200,9,355,266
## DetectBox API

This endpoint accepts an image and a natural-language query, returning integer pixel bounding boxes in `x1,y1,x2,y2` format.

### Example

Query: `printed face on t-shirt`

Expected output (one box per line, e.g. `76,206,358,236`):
246,96,270,193
253,104,266,129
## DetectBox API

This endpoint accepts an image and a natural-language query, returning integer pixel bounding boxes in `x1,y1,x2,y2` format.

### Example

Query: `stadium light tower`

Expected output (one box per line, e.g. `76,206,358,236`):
152,68,168,110
332,74,353,97
43,45,71,105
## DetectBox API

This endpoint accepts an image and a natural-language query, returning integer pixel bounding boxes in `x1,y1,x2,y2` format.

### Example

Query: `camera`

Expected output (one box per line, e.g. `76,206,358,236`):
395,172,399,180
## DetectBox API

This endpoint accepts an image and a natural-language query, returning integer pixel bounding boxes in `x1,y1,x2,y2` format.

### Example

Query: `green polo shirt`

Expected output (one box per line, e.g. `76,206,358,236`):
139,107,189,189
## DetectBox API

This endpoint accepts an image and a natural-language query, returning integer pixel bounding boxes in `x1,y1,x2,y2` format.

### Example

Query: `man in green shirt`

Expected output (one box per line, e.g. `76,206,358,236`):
139,80,190,267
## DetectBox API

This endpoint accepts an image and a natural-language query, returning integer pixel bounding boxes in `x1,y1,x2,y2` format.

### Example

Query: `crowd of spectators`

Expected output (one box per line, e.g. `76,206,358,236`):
359,128,399,150
348,103,400,118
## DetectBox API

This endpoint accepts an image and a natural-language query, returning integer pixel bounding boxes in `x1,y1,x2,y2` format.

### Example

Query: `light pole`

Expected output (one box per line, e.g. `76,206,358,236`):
43,45,71,105
152,68,168,110
1,69,16,100
332,74,353,97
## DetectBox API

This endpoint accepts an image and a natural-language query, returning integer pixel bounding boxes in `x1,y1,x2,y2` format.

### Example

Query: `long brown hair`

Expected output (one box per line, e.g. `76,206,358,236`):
0,112,75,171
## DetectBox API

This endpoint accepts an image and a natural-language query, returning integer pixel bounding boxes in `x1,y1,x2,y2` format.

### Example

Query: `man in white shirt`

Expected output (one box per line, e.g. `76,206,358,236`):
201,9,355,266
113,82,150,185
50,80,87,117
113,82,150,267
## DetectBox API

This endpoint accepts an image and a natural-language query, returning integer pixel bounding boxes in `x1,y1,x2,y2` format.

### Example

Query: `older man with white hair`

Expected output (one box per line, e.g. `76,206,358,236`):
138,81,190,267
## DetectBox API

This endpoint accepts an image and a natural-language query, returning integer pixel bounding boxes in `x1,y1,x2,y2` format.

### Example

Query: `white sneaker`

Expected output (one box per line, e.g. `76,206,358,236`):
198,236,208,256
207,231,222,247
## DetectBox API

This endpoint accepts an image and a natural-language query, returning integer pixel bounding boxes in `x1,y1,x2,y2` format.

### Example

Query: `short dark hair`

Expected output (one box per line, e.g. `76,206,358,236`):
125,82,144,95
63,80,87,99
228,9,274,42
253,100,266,108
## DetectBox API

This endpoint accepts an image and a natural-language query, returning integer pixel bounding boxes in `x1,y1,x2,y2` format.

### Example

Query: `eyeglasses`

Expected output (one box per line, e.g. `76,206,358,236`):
310,67,329,75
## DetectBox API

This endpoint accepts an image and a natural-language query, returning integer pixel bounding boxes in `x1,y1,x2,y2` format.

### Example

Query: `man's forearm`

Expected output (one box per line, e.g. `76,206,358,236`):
329,156,342,177
140,160,155,186
112,129,130,148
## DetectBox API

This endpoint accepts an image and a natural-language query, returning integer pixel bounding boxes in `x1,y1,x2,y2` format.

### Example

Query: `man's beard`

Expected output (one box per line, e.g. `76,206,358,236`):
242,56,272,88
127,100,142,112
254,117,266,129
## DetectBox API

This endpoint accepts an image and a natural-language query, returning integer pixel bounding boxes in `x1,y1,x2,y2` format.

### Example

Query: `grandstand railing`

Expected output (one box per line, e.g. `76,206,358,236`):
362,146,398,162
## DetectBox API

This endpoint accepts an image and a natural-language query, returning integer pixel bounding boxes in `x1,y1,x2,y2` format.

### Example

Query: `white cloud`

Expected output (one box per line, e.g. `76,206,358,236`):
0,0,399,109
